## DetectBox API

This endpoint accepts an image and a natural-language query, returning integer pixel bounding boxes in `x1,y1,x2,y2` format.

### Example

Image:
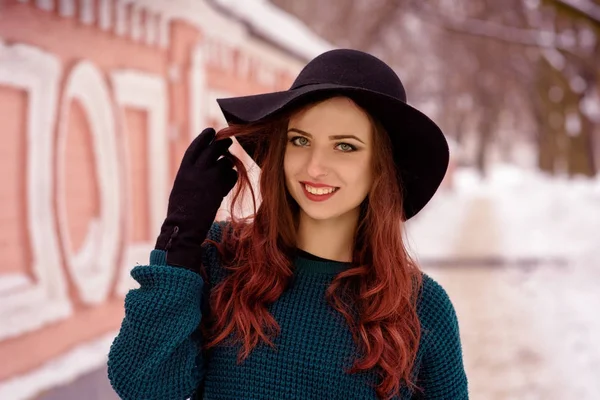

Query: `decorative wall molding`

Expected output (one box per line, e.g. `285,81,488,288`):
110,69,169,294
0,0,312,391
18,0,306,73
114,0,128,37
202,35,284,91
56,60,123,305
58,0,75,17
98,0,112,31
144,11,158,45
110,70,169,237
157,13,171,48
0,41,71,340
205,89,232,127
190,44,208,141
79,0,95,25
20,0,173,48
130,4,143,42
35,0,53,11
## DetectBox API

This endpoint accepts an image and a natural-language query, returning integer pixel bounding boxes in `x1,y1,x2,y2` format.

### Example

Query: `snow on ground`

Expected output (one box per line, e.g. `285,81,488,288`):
407,164,600,265
412,163,600,399
430,262,600,400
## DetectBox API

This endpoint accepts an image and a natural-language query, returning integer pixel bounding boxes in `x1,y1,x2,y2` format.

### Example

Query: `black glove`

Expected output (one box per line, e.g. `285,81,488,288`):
155,128,238,271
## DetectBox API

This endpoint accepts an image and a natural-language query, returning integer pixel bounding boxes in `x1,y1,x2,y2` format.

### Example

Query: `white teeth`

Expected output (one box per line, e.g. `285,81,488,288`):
304,184,336,195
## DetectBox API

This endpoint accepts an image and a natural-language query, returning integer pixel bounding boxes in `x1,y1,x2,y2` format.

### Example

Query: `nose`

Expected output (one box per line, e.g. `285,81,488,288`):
305,148,329,179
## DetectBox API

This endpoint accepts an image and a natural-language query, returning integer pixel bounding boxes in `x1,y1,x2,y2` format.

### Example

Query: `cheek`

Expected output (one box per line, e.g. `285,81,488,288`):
283,149,297,185
342,158,372,188
283,149,302,177
358,169,373,196
283,150,291,178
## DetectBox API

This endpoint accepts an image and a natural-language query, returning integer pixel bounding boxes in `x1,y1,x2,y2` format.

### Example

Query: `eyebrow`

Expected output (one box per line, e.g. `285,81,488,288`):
287,128,365,144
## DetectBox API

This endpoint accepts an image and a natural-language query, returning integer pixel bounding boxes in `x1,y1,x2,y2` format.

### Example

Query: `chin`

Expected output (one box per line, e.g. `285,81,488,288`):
299,203,352,222
302,209,340,221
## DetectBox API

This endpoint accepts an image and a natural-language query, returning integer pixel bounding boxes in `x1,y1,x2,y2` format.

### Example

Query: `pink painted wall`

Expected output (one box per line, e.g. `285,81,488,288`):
0,0,301,394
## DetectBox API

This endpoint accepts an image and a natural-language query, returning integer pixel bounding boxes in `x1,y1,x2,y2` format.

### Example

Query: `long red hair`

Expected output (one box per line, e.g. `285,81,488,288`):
203,101,423,399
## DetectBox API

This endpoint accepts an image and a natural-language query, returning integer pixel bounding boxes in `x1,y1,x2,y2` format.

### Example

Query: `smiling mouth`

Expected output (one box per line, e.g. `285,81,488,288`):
301,182,339,195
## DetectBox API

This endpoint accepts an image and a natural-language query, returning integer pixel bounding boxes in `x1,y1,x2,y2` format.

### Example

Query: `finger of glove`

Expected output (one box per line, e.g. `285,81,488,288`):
181,128,216,167
204,158,238,198
221,168,239,196
196,137,233,169
215,158,239,196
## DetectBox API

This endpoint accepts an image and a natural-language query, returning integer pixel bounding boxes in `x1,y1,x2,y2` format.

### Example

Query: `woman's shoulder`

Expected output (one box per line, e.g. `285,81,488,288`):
415,274,469,397
416,273,461,333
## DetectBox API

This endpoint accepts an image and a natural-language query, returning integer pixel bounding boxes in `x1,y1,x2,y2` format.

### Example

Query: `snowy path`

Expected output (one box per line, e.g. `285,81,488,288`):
426,262,600,400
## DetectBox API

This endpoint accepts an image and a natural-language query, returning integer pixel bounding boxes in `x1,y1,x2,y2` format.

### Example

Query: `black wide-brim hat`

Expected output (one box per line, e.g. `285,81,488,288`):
217,49,449,220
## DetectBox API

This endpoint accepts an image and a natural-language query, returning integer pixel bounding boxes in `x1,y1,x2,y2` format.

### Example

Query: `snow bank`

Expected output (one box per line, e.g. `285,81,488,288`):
407,164,600,264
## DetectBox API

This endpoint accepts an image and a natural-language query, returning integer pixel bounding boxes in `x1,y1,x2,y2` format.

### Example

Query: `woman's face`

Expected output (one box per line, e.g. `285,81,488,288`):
284,96,373,223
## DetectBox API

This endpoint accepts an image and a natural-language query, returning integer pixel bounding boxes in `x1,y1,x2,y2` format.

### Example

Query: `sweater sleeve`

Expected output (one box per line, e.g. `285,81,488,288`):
107,249,205,400
415,275,469,399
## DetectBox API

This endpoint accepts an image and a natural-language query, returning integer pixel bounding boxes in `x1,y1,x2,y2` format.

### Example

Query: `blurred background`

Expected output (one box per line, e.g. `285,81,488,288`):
0,0,599,399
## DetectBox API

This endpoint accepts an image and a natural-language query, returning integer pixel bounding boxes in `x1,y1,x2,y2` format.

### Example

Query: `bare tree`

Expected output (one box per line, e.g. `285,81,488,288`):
272,0,599,176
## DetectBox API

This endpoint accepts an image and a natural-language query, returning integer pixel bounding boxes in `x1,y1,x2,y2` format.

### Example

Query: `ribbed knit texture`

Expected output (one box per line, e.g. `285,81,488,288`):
108,222,468,399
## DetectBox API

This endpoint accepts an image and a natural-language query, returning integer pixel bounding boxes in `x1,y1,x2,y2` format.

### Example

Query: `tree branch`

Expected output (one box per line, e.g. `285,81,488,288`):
411,0,583,56
549,0,600,25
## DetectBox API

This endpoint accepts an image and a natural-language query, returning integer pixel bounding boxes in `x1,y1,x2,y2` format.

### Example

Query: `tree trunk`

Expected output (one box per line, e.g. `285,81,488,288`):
567,112,597,176
476,107,495,177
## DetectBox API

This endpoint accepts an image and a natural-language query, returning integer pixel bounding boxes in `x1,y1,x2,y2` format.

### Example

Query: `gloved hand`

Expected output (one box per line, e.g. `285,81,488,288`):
155,128,238,271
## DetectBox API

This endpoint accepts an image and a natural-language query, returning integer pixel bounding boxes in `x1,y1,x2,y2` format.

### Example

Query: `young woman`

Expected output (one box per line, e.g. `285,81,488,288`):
108,49,468,400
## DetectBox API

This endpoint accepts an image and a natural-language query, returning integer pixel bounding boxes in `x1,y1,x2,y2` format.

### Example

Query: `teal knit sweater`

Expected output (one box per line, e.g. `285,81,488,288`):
108,223,468,399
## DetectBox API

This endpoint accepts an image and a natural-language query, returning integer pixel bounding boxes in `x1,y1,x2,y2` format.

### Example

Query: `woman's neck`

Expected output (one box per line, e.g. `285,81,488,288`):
296,210,359,263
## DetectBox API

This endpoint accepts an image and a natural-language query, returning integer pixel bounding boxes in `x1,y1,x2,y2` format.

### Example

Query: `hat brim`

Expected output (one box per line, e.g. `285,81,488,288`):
217,83,449,219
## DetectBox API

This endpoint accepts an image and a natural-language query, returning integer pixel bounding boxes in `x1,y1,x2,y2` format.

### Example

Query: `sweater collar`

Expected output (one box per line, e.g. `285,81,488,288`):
294,251,351,275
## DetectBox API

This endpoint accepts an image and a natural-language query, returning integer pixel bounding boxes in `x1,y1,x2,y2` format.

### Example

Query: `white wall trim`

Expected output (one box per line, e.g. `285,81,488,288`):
35,0,54,11
157,14,171,48
58,0,75,17
130,4,143,42
98,0,113,31
110,70,169,236
205,89,231,127
110,69,169,294
0,41,71,340
56,60,122,305
80,0,95,25
189,44,208,141
114,0,129,37
144,11,158,46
